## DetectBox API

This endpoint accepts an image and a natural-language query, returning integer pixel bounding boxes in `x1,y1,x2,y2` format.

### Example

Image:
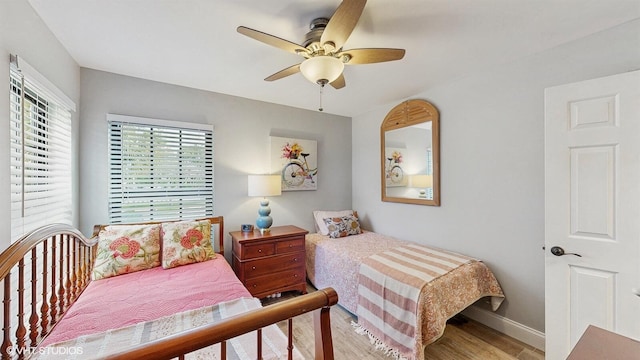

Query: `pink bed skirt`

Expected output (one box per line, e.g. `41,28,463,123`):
42,257,251,346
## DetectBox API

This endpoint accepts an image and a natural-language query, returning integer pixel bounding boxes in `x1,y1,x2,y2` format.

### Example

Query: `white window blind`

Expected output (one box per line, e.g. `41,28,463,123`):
10,55,74,241
426,148,433,199
107,114,214,223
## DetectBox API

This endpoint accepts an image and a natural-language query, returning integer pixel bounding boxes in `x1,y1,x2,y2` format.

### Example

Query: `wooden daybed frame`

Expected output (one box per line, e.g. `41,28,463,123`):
0,217,338,359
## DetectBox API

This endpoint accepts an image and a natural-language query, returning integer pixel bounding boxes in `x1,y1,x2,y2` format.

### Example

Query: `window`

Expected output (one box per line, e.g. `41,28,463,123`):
10,55,74,241
426,148,433,199
107,114,214,223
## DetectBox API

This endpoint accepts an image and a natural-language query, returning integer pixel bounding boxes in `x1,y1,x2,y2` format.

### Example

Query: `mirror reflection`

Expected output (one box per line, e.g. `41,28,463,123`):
381,99,440,206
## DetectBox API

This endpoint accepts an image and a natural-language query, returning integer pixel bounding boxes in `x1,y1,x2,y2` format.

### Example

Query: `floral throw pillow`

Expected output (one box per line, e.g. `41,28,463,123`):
323,215,362,239
161,220,216,269
313,210,354,235
92,224,161,280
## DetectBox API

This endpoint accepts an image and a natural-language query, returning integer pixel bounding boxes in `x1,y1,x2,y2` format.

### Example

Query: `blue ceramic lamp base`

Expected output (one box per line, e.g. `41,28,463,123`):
256,199,273,234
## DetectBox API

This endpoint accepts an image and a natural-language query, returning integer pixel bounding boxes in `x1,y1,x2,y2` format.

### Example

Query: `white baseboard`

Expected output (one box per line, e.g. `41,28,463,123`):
461,305,545,351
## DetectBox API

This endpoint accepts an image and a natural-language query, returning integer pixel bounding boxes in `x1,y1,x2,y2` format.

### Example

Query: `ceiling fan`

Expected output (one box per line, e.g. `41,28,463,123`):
237,0,405,90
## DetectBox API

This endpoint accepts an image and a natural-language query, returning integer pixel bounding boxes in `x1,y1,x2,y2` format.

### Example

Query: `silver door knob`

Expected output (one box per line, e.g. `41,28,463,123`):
550,246,582,257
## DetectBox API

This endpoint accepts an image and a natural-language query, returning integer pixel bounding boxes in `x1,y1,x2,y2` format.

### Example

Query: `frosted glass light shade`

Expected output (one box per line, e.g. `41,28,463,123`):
300,56,344,84
248,175,282,197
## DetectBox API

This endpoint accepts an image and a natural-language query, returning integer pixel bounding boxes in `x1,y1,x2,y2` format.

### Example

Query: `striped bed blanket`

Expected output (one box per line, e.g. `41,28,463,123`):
355,243,504,360
30,297,304,360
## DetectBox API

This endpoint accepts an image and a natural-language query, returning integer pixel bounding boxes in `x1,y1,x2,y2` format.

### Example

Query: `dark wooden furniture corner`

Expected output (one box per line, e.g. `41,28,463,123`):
231,225,308,298
567,325,640,360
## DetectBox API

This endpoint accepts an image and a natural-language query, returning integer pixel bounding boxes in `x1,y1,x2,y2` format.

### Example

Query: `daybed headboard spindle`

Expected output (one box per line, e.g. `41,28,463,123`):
288,318,294,358
0,225,98,359
49,236,58,327
29,248,38,348
2,277,11,359
15,259,25,355
59,236,68,317
257,328,263,359
39,238,49,339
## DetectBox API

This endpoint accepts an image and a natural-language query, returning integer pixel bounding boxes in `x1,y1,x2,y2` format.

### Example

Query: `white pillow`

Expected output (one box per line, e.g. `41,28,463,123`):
313,210,354,235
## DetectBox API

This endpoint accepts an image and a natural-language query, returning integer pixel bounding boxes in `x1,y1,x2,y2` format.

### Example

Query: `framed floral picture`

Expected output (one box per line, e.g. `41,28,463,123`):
270,136,318,191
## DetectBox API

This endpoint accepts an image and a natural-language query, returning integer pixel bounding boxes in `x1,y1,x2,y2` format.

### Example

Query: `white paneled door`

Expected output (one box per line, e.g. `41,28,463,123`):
544,70,640,359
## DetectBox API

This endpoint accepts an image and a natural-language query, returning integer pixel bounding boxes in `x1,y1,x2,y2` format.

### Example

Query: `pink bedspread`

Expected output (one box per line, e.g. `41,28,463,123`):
42,258,251,346
306,231,406,313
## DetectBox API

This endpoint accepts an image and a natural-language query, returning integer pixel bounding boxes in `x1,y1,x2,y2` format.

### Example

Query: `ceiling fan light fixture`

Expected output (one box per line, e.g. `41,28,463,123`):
300,56,344,85
238,0,404,90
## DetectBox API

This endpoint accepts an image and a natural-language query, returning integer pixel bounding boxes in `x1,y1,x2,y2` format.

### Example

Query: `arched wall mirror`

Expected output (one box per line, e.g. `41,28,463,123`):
381,99,440,206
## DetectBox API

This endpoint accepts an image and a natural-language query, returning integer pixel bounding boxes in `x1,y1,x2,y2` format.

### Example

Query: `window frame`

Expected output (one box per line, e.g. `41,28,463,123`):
9,55,75,242
107,114,214,224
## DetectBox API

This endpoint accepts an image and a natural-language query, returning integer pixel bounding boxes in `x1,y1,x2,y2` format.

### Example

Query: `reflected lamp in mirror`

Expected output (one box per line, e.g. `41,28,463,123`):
248,175,282,234
381,99,440,206
409,174,433,198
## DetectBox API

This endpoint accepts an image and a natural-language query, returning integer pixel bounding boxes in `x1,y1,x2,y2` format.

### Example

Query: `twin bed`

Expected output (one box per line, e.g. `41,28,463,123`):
1,211,504,360
306,210,505,360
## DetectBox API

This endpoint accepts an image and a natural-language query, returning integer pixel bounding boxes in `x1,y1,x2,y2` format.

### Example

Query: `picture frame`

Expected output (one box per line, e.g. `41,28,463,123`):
270,136,318,191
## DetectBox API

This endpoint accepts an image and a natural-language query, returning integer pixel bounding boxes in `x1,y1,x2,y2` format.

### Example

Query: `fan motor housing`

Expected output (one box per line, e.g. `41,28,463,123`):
303,18,329,50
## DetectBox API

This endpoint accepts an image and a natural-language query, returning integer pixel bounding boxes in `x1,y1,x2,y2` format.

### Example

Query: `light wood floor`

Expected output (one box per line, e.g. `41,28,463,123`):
263,285,544,360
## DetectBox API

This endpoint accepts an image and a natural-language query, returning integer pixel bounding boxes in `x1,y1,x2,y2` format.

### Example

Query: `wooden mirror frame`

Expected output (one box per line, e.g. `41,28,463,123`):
381,99,440,206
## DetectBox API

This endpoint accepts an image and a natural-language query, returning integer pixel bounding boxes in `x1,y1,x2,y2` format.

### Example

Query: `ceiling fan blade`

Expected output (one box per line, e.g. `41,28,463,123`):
264,64,301,81
321,0,367,51
330,73,346,89
238,26,309,56
340,48,405,64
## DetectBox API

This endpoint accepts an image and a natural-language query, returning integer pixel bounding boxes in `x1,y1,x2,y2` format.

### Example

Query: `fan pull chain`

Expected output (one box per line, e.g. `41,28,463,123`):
318,84,324,112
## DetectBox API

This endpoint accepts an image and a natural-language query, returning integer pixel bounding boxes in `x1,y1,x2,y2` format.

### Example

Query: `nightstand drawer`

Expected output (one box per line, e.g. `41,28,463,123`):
276,238,305,254
244,267,305,296
242,243,275,259
242,251,304,279
230,225,309,299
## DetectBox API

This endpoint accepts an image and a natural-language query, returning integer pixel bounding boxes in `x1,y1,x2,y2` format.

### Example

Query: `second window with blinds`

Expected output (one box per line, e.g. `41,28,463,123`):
10,55,75,241
107,114,214,224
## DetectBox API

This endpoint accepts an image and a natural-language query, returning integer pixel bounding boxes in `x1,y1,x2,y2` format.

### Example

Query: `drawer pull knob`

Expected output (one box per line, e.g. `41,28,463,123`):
294,258,298,262
252,266,256,270
294,274,298,277
258,249,262,253
253,284,257,288
289,244,293,247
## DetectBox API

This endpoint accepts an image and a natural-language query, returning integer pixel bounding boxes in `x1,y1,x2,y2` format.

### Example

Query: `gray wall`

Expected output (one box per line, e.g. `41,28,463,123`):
0,0,80,251
352,19,640,333
79,69,352,260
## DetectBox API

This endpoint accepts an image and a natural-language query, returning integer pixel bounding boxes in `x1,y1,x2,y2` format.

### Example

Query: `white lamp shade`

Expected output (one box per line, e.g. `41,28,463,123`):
248,175,282,197
299,56,344,84
409,174,433,188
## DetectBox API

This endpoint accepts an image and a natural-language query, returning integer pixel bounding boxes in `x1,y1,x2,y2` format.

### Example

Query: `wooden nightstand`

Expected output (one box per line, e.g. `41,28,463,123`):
231,225,308,298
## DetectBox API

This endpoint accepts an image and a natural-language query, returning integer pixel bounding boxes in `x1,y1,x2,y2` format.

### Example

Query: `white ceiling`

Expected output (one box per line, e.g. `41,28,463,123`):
28,0,639,117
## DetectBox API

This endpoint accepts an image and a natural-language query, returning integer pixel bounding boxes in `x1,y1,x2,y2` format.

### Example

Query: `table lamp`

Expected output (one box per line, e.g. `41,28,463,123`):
248,174,282,233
